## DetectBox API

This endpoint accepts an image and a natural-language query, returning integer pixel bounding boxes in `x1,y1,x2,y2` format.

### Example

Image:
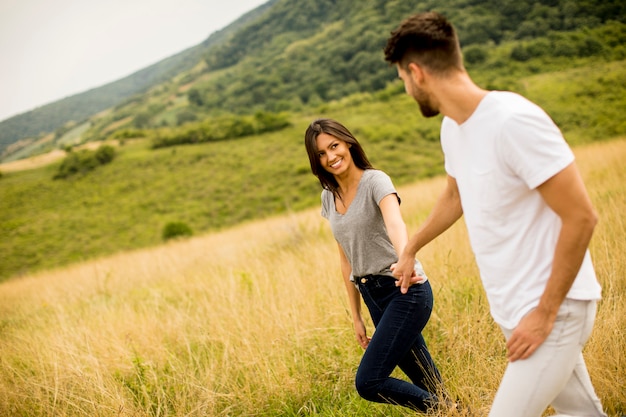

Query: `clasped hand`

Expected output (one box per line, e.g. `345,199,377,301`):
390,258,425,294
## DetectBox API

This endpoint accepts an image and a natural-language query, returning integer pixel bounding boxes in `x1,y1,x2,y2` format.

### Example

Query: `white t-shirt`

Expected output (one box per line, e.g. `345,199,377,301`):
441,91,602,328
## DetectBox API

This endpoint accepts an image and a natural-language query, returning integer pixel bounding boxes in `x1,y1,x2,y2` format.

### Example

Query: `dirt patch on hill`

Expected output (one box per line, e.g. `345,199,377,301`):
0,141,120,173
0,150,67,173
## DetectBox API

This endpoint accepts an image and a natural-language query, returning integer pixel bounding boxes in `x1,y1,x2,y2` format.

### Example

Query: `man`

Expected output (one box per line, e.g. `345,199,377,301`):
384,11,606,417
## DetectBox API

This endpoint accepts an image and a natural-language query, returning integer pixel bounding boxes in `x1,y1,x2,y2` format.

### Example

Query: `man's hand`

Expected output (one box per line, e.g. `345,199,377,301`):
506,308,554,361
391,256,418,294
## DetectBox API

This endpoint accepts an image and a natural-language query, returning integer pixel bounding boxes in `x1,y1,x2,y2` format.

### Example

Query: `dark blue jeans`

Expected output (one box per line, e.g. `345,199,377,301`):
355,275,441,412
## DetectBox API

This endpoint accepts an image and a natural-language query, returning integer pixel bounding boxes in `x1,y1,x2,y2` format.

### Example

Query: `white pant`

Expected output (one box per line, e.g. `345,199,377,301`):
489,299,606,417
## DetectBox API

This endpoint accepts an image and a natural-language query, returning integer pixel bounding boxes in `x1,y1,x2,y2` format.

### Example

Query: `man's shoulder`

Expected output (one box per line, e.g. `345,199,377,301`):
485,91,541,114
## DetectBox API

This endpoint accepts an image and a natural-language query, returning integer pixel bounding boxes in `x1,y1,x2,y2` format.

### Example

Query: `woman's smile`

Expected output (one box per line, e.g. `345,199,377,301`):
330,158,344,169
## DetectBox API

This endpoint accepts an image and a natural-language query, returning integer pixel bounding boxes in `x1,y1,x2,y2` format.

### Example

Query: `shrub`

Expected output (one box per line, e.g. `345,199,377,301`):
464,45,488,65
162,222,193,241
94,145,116,164
54,145,116,179
253,111,291,133
54,151,96,179
111,129,145,139
176,110,198,126
151,112,292,149
578,37,604,56
525,39,551,58
133,112,152,128
511,44,531,62
187,88,204,107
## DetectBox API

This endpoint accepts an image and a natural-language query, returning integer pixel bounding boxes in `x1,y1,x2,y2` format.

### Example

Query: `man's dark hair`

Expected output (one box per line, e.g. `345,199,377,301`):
384,11,463,74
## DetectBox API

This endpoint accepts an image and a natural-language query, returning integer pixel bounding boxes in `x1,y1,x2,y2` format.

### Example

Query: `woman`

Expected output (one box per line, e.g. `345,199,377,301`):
304,118,443,412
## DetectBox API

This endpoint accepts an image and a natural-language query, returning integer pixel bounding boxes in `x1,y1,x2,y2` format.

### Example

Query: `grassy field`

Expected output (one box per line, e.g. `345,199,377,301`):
0,138,624,416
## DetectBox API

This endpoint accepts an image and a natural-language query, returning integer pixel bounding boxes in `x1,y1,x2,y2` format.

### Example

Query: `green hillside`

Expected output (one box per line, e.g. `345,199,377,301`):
1,0,626,281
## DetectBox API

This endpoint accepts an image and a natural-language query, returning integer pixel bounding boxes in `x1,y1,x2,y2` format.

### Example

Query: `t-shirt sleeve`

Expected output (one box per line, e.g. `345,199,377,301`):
500,105,574,190
441,118,456,179
369,170,399,205
320,189,330,219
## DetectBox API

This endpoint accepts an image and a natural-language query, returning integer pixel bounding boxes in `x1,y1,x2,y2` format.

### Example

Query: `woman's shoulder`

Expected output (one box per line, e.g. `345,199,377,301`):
321,188,333,202
363,168,389,179
362,169,399,203
320,188,333,218
363,169,393,185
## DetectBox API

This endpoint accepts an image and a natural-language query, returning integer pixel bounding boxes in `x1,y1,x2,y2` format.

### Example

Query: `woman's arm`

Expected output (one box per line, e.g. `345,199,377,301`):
337,243,369,349
379,193,409,257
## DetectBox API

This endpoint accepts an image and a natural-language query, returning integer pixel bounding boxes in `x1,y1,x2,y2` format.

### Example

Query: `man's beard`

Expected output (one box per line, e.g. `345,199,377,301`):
413,90,439,117
418,100,440,118
412,85,440,118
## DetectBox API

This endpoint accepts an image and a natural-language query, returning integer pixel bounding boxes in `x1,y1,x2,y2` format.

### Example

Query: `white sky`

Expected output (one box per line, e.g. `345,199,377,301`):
0,0,269,122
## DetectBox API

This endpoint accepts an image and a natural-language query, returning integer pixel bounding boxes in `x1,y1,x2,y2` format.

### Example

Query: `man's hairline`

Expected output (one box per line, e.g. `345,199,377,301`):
391,52,464,80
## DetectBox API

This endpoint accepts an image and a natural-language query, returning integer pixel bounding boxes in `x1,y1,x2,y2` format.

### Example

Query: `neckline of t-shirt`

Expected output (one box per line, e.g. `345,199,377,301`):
456,90,497,128
333,169,372,216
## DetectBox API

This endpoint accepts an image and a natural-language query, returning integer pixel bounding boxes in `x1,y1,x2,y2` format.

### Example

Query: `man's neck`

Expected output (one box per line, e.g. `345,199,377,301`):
436,73,488,125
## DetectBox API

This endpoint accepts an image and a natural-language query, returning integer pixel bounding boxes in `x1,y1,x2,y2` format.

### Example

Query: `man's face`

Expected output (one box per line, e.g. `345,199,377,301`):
397,64,440,118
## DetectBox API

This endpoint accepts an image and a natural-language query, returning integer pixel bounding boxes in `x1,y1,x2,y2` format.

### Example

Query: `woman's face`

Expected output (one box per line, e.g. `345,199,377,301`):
315,133,353,176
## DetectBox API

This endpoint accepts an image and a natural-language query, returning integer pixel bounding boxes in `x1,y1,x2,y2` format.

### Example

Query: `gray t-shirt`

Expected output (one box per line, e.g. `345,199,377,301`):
321,169,399,278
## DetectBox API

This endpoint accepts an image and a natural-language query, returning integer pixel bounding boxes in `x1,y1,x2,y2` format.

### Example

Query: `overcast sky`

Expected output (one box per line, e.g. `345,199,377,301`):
0,0,269,122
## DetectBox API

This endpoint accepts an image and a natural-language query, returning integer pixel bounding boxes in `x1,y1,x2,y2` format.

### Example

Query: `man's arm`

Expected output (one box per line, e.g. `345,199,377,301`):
506,162,598,361
394,175,463,293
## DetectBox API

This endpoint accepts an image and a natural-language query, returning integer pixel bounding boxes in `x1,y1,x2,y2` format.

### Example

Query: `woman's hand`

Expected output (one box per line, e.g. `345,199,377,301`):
354,316,370,349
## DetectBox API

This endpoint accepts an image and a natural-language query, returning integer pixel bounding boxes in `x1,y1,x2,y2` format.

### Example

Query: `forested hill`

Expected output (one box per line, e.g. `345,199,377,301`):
0,0,277,158
194,0,625,112
1,0,624,160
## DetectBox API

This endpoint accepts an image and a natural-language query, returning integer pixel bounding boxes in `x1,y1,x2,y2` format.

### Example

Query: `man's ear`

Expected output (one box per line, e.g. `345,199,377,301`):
407,62,425,85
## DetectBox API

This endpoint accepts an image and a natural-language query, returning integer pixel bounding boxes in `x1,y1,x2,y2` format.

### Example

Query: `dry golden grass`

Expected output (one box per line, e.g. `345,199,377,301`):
0,149,67,173
0,138,624,416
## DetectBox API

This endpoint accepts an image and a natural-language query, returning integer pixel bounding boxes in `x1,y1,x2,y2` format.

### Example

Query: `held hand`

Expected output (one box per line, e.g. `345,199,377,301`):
391,257,419,294
354,317,370,349
506,308,554,362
